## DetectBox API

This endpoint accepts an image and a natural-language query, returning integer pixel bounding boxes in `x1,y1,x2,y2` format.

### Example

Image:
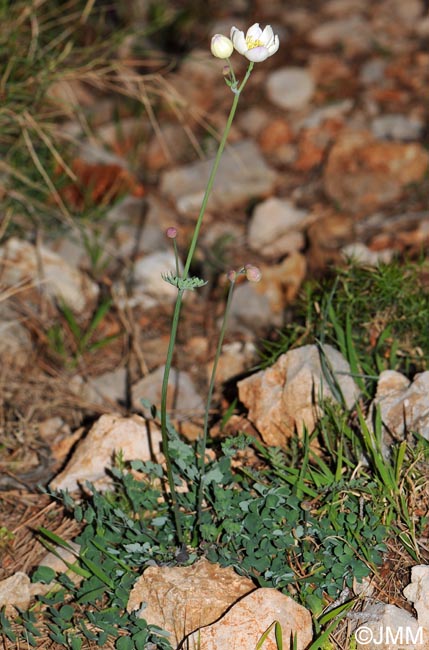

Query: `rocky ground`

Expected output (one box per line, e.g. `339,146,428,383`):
1,0,429,647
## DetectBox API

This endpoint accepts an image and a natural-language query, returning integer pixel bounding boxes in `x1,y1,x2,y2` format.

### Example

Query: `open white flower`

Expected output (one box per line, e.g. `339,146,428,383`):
211,34,234,59
230,23,279,62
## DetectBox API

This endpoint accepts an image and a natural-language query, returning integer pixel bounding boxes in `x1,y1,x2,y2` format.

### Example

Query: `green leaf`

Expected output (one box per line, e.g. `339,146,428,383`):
161,272,207,291
32,565,57,584
116,636,134,650
59,604,75,621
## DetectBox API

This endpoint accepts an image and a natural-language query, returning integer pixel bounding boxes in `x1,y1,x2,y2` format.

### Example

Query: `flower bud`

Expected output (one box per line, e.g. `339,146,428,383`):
211,34,234,59
166,227,177,239
226,269,237,283
245,264,262,282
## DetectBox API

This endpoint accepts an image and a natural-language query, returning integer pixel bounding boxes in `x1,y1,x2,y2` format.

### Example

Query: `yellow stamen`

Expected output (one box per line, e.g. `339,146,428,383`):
246,37,264,50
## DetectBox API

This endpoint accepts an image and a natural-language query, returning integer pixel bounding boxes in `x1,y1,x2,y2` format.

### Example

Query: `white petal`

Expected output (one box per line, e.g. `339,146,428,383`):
231,26,248,54
246,23,262,40
267,35,280,55
244,46,270,62
260,25,275,47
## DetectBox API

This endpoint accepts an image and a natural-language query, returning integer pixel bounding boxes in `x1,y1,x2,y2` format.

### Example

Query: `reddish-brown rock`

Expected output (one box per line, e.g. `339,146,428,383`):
324,131,429,214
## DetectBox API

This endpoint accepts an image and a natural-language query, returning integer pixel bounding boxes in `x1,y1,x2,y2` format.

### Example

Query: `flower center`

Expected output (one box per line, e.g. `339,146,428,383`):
245,36,264,50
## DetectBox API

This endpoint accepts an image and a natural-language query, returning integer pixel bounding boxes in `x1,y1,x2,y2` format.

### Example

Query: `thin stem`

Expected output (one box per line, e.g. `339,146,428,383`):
160,287,185,544
182,62,254,280
196,277,237,533
172,237,180,277
160,61,254,547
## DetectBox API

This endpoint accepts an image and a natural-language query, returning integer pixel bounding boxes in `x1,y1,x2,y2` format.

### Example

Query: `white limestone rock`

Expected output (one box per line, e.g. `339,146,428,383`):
266,67,315,110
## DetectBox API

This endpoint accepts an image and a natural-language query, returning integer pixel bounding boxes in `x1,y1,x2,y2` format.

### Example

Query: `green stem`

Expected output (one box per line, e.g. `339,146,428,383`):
172,238,180,277
160,288,185,544
160,61,254,547
196,276,237,533
182,61,254,279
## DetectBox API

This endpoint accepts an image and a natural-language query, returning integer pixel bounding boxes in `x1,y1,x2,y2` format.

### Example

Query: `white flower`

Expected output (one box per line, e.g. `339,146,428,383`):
230,23,279,62
211,34,234,59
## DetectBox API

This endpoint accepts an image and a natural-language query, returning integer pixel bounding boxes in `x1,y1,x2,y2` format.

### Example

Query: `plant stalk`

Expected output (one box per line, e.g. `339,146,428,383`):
196,275,237,533
160,62,254,546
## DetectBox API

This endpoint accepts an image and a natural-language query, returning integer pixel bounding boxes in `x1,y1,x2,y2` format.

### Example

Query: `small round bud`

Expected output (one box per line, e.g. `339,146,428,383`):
226,269,237,283
222,65,230,77
245,264,262,283
211,34,234,59
166,227,177,239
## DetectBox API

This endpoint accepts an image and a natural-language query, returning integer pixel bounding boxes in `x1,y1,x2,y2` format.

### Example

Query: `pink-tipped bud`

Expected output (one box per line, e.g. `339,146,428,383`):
166,227,177,239
245,264,262,283
222,65,230,76
226,269,237,283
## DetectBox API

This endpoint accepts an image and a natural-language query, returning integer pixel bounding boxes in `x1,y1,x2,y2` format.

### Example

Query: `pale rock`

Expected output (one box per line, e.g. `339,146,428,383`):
0,237,99,313
324,131,429,214
186,587,313,650
31,541,83,596
238,344,360,447
50,233,86,269
255,231,305,262
0,572,31,613
50,414,162,492
367,370,429,446
38,416,70,442
105,195,170,258
266,67,315,110
200,220,244,254
87,367,128,404
127,250,183,309
300,99,353,129
127,558,255,647
360,59,387,85
68,374,104,406
160,140,277,217
353,575,375,598
0,305,32,367
248,198,308,257
354,602,422,650
229,282,278,331
371,114,424,141
341,242,394,266
238,106,271,137
308,16,372,55
404,565,429,635
36,541,81,574
207,341,257,385
228,253,306,332
132,365,204,421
